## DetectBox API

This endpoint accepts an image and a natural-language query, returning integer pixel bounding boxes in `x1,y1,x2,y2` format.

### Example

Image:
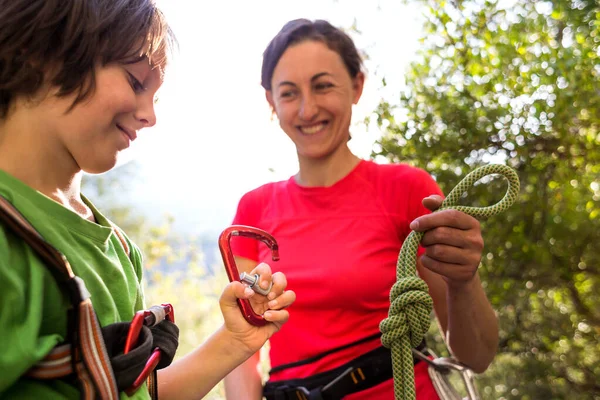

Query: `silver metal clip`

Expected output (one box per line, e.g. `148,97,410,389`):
239,272,273,296
413,348,481,400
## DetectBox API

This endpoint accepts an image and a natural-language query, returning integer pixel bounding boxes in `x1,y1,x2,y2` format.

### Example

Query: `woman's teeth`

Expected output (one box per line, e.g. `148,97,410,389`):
300,123,326,135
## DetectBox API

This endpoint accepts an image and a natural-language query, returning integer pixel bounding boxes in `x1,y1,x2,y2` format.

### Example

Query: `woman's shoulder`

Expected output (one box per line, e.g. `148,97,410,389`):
239,178,291,204
362,159,433,182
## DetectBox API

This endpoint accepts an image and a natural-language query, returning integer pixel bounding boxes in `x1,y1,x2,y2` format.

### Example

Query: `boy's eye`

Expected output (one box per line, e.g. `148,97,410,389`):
128,73,145,93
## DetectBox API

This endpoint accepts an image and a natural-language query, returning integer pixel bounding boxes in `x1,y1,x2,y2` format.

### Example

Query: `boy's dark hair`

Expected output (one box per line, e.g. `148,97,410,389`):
0,0,176,118
261,19,363,90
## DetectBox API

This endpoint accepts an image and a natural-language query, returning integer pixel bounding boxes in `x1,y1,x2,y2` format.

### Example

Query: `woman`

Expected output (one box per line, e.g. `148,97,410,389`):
224,19,498,400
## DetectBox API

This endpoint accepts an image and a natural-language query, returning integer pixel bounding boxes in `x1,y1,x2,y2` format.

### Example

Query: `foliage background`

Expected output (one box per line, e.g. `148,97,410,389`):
368,0,599,398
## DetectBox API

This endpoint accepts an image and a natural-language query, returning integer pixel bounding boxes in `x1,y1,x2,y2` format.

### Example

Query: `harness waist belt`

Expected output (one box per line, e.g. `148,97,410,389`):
263,344,428,400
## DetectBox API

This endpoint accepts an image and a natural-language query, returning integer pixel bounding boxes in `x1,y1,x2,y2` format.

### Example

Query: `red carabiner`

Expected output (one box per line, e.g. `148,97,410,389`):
123,303,174,395
218,225,279,327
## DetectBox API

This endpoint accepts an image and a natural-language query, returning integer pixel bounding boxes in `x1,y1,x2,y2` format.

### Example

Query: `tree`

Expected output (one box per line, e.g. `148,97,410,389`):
367,0,600,398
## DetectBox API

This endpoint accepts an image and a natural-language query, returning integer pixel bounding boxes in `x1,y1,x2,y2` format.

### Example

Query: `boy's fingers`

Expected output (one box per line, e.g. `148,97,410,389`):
271,271,287,288
220,281,254,309
267,289,296,310
263,309,290,324
251,262,273,290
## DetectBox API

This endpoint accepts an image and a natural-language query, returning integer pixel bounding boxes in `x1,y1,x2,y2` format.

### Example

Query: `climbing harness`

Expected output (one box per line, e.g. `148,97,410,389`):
263,332,429,400
0,195,179,399
380,164,520,400
219,225,280,326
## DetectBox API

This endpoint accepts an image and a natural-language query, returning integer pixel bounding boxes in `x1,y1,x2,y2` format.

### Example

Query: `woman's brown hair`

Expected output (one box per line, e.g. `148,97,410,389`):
261,19,363,91
0,0,176,118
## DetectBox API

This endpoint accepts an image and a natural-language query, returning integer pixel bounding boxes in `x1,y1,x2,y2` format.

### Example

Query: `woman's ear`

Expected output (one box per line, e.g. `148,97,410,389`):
265,90,277,120
265,90,275,109
352,72,365,105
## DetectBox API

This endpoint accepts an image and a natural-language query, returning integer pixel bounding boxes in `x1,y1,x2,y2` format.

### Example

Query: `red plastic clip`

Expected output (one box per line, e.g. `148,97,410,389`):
218,225,279,326
124,303,174,395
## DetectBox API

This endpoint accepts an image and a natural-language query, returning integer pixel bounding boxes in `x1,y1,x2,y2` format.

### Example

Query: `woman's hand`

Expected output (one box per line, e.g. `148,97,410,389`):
219,263,295,355
410,195,484,288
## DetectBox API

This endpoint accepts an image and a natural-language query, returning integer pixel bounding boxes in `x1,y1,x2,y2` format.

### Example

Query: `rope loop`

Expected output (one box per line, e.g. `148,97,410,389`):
382,164,520,400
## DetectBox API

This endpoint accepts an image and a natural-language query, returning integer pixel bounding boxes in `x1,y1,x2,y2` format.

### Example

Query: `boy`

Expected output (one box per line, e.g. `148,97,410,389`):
0,0,295,398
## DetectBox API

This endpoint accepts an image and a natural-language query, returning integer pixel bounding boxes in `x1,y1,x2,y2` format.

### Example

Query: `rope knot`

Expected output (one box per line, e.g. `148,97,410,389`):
379,276,433,349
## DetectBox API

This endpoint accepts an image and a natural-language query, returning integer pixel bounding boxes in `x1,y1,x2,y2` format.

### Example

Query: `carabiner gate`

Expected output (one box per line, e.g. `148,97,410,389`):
124,303,175,396
218,225,279,326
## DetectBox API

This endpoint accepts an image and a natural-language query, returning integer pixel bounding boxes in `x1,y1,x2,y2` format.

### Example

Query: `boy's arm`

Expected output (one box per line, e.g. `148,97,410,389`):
157,262,294,400
157,326,257,400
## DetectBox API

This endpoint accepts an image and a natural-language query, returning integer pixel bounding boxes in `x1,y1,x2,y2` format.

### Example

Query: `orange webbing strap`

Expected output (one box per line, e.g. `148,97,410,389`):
0,195,119,399
25,344,72,378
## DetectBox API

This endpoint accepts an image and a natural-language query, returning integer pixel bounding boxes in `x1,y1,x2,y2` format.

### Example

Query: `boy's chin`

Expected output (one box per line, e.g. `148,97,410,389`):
80,156,119,175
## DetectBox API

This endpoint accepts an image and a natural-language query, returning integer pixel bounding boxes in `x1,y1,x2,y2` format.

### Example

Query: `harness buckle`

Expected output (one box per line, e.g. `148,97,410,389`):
294,386,310,400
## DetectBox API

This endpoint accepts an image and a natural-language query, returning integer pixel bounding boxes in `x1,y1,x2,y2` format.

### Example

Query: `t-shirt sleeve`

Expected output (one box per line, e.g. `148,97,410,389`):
230,190,261,262
0,226,65,395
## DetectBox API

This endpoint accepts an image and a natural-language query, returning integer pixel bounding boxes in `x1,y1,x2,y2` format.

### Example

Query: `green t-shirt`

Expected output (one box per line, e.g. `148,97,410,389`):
0,170,149,399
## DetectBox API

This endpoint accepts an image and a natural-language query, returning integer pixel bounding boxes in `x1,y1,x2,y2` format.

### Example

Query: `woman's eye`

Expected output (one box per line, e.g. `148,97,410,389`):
280,90,295,99
128,73,145,93
315,82,333,91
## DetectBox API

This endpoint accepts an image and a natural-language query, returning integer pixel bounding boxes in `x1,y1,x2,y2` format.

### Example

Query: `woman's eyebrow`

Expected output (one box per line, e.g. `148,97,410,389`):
276,72,333,89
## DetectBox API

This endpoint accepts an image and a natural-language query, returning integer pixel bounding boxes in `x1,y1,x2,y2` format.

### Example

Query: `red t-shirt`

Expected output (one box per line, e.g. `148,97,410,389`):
231,160,443,399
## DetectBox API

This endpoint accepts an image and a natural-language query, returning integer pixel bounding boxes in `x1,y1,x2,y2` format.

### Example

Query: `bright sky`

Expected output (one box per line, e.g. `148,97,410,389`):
120,0,425,236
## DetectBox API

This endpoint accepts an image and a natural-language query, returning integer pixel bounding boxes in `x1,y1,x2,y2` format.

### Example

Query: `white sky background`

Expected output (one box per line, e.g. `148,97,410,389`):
119,0,426,236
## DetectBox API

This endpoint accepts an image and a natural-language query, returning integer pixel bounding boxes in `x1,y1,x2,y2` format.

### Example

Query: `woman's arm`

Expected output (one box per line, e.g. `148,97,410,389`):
223,256,264,400
414,195,499,373
223,353,263,400
418,261,498,373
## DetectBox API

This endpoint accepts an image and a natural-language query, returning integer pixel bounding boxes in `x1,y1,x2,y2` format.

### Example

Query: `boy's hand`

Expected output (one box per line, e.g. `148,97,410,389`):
411,195,484,288
219,263,295,355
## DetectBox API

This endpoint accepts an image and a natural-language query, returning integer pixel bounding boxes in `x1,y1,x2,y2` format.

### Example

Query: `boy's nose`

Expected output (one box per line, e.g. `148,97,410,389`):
134,99,157,128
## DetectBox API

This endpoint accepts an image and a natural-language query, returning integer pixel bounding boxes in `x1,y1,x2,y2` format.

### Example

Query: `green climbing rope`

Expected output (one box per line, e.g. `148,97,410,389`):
379,164,520,400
